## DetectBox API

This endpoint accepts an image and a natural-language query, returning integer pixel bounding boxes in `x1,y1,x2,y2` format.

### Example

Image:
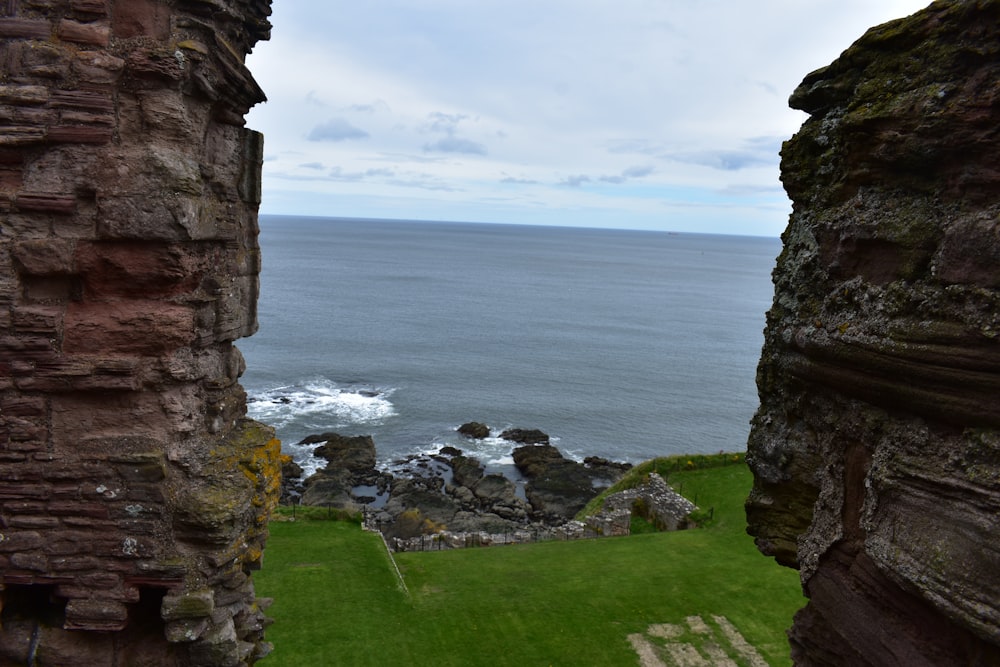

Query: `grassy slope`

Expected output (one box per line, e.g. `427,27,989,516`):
255,464,804,666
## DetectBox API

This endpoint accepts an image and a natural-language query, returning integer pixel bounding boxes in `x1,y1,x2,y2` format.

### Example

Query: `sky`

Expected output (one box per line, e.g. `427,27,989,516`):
245,1,931,236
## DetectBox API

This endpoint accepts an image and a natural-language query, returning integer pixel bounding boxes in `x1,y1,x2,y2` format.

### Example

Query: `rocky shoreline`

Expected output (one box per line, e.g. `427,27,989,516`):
280,423,698,549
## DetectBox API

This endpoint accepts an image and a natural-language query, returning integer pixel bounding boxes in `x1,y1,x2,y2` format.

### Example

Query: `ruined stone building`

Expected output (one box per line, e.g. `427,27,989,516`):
0,1,280,664
747,1,1000,665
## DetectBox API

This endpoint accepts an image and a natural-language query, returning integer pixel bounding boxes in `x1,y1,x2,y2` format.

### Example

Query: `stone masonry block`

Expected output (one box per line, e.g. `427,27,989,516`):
63,301,195,355
11,238,75,275
64,598,129,631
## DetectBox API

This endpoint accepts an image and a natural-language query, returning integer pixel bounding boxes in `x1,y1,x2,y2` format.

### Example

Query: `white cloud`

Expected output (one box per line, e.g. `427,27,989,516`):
423,137,488,155
307,118,370,142
247,0,932,235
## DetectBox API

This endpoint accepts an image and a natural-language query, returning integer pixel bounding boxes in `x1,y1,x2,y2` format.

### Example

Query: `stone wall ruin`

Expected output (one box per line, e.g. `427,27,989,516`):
0,1,279,664
747,2,1000,665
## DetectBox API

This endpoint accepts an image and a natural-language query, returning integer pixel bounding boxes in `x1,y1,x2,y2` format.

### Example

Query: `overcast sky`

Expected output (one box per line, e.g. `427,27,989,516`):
245,1,930,236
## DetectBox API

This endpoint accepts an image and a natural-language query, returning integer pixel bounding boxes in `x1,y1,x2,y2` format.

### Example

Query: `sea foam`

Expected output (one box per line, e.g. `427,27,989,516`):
247,379,396,429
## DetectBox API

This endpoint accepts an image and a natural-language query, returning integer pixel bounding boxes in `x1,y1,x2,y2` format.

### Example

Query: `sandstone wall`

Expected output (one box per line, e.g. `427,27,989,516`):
0,1,280,665
747,2,1000,665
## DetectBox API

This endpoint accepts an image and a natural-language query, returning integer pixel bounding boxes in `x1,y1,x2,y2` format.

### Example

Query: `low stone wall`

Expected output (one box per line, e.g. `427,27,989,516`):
383,519,604,552
377,472,697,551
595,472,697,532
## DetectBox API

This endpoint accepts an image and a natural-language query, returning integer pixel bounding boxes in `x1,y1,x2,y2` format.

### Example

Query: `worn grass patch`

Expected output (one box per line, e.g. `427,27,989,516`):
255,463,803,666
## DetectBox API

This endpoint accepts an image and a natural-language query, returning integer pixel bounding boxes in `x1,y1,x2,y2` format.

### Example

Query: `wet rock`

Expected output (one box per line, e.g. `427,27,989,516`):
297,433,383,508
472,474,517,504
449,455,485,488
382,478,460,531
499,428,549,444
280,457,304,503
513,444,619,521
457,421,490,439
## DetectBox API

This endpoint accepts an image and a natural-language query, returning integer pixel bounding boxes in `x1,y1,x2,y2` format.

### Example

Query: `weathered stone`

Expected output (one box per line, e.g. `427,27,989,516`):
513,444,620,521
450,454,485,488
747,3,1000,665
593,472,695,533
12,238,75,275
0,0,277,663
162,589,215,621
500,427,549,444
64,599,128,631
457,421,489,439
472,474,517,504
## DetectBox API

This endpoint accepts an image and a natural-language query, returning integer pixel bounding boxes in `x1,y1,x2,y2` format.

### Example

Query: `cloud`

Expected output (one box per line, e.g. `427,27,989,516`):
560,174,591,187
606,139,669,158
328,166,396,182
420,111,487,155
373,152,449,165
673,137,782,171
387,175,460,192
307,118,370,142
425,112,468,135
599,165,654,183
500,175,539,185
423,137,487,155
343,100,391,114
678,151,768,171
247,1,929,235
560,166,654,186
715,183,787,197
623,165,655,178
304,90,327,107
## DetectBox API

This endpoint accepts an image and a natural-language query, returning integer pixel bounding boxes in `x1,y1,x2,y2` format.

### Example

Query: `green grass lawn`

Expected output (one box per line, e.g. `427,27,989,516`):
255,463,804,666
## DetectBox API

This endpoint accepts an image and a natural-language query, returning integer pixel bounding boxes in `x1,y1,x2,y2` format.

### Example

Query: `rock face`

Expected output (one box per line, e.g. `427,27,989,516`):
299,433,387,507
512,444,626,521
746,3,1000,665
0,1,278,665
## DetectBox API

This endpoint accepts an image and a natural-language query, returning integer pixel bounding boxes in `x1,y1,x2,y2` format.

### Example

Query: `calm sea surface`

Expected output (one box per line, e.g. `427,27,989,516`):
238,216,780,475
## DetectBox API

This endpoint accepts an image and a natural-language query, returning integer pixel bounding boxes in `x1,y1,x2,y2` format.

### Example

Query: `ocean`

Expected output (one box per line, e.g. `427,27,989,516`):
238,216,781,477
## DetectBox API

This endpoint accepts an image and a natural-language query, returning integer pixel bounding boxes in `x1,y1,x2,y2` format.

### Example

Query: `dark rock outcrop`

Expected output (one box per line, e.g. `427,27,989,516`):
747,3,1000,665
457,421,490,439
296,434,629,540
450,454,486,488
280,456,305,503
299,433,386,507
0,1,277,664
312,433,377,476
513,444,627,520
500,427,550,444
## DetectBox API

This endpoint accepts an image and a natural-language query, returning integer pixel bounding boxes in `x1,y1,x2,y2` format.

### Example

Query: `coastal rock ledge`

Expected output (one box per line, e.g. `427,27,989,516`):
747,3,1000,665
285,430,657,546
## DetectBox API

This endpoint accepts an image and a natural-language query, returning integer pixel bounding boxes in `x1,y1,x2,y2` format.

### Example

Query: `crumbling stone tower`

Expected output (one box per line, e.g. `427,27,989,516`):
0,1,280,664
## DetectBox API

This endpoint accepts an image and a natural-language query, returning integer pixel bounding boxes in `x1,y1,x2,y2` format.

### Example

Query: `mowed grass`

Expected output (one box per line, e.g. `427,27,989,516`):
255,464,804,666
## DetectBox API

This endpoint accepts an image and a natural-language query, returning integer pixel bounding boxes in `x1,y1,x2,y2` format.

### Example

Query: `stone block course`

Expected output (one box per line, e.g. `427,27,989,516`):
0,0,278,663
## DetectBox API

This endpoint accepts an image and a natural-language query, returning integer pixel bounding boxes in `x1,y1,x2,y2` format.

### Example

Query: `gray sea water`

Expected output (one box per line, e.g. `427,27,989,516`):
238,216,780,476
